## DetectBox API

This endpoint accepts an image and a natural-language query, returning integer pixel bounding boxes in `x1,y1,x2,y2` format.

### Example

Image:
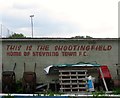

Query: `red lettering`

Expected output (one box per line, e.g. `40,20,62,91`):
79,51,88,56
96,45,103,51
79,52,82,56
86,45,90,51
62,52,77,56
26,45,32,51
7,52,22,56
83,52,87,56
107,45,112,50
37,45,49,51
103,46,107,51
32,52,59,56
24,52,30,56
73,45,78,50
55,45,63,51
91,45,95,50
7,45,10,50
80,45,85,51
64,46,68,51
7,45,21,51
68,45,73,51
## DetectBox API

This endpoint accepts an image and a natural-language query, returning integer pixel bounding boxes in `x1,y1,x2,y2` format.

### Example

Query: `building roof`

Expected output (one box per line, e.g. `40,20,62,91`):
1,38,119,42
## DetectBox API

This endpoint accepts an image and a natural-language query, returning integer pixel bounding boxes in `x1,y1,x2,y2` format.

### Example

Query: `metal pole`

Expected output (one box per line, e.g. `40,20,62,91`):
1,24,2,38
31,17,33,38
30,15,34,38
99,67,108,91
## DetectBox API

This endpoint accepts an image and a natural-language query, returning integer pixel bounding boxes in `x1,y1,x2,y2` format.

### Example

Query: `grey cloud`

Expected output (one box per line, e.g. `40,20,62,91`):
1,11,81,37
2,14,29,28
34,20,80,37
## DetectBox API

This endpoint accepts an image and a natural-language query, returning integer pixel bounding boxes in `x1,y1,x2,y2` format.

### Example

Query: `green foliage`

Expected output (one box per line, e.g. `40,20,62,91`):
8,33,26,38
3,94,14,98
71,35,93,39
40,89,63,96
92,91,106,98
113,88,120,94
15,79,23,93
47,90,55,96
86,36,93,38
42,90,55,96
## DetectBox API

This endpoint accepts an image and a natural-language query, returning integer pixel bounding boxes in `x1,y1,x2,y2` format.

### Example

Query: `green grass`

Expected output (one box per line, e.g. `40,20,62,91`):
112,88,120,94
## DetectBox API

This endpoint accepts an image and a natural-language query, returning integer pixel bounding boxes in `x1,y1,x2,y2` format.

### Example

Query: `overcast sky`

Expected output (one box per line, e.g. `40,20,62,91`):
0,0,119,38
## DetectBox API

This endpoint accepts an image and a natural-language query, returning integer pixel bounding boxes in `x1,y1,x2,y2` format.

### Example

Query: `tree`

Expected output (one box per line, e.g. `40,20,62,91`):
71,36,84,39
8,33,26,38
86,36,93,38
71,36,93,39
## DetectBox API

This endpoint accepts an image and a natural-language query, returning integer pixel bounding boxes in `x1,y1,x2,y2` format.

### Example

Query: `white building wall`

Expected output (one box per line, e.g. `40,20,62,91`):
2,38,118,83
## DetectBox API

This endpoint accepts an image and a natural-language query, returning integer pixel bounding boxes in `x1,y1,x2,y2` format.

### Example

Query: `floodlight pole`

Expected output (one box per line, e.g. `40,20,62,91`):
30,15,34,38
1,24,2,38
